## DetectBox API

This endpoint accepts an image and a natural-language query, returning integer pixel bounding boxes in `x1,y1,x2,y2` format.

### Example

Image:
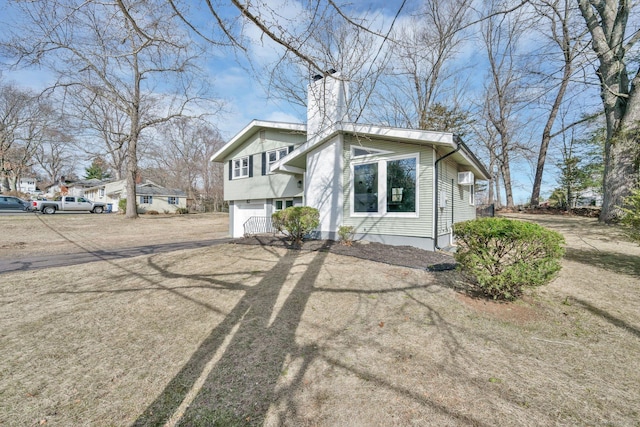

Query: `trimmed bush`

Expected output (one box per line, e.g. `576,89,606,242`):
146,210,159,215
118,198,127,214
620,188,640,244
453,217,565,300
175,207,189,215
272,206,320,245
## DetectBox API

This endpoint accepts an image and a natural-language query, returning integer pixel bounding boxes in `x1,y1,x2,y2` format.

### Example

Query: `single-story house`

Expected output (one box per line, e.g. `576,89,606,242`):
84,179,188,213
211,71,489,250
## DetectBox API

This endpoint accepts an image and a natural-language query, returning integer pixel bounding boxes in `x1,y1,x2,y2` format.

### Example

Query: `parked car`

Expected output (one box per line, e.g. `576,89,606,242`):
31,196,106,214
0,195,31,211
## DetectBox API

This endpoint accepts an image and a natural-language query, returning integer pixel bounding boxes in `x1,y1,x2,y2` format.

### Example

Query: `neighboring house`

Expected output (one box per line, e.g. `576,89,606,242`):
84,179,187,213
46,178,106,198
18,177,37,194
211,72,490,250
576,188,603,207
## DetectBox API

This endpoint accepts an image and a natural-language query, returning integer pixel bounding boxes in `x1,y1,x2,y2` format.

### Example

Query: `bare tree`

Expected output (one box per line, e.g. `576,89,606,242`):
479,1,533,208
34,135,76,188
577,0,640,221
69,91,131,180
470,117,503,208
529,0,586,206
0,83,31,192
142,118,225,211
0,82,57,192
260,15,387,123
5,0,211,218
376,0,473,130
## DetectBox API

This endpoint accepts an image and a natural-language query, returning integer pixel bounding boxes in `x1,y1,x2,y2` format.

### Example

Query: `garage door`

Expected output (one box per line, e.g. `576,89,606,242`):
233,201,266,237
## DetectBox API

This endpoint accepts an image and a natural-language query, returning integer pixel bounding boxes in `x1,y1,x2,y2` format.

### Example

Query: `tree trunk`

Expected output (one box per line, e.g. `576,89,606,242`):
500,143,514,207
531,57,572,206
125,44,140,220
577,0,640,222
530,0,575,207
600,131,640,221
494,167,502,209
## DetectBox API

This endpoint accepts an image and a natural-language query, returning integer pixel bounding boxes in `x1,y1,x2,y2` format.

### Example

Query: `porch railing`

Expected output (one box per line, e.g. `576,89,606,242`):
243,216,277,236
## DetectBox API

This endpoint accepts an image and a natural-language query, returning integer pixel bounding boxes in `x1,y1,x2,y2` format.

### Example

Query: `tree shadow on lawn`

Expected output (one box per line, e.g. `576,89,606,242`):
131,244,487,427
571,297,640,340
564,247,640,278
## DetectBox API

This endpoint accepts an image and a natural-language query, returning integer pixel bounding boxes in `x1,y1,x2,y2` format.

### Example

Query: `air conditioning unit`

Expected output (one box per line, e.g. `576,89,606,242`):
458,171,474,186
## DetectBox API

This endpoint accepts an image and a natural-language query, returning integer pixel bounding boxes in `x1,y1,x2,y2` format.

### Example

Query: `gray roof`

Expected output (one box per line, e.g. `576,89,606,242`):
136,184,187,197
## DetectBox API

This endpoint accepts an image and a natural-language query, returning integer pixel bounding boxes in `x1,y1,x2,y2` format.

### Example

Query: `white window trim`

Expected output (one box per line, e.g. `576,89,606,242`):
350,145,393,160
350,152,419,218
233,156,250,179
469,184,475,206
267,148,289,172
274,198,294,211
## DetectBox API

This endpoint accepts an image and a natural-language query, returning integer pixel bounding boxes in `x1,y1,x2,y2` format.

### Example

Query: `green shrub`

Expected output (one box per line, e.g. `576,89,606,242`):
619,187,640,244
175,207,189,215
272,206,320,245
453,217,565,300
118,198,127,214
338,225,356,246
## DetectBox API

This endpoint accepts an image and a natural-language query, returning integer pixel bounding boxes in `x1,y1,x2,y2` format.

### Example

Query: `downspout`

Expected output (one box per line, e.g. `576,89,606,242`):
434,136,461,250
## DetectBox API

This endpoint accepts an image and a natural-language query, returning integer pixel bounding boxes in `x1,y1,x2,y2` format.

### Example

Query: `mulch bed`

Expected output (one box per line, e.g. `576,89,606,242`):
231,235,457,271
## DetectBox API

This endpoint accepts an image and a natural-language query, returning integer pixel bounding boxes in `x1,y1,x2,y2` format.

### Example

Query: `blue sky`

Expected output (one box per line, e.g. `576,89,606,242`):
1,0,597,204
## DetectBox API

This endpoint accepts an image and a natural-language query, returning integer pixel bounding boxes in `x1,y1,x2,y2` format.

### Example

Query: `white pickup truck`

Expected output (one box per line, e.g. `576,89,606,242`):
31,196,107,214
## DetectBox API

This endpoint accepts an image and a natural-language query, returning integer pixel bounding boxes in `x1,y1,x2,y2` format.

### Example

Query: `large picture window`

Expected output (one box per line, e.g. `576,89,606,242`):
387,158,416,213
352,154,418,216
354,163,379,212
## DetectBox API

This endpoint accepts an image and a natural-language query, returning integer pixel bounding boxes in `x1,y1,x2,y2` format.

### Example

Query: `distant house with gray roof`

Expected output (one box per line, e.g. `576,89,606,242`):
84,179,188,213
46,178,107,197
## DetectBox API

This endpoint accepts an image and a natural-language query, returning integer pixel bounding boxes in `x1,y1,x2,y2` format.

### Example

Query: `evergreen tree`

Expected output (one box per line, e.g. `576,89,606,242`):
84,158,111,180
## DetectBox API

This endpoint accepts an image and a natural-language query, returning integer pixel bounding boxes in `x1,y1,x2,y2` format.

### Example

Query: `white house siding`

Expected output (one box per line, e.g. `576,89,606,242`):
341,136,435,248
305,134,344,240
18,177,37,194
223,131,305,202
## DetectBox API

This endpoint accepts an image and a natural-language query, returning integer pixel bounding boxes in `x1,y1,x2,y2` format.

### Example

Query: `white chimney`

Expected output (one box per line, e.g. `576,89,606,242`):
307,70,349,139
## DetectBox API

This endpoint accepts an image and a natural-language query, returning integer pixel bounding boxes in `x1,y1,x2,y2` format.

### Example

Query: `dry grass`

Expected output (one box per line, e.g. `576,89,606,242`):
0,212,230,259
1,213,639,426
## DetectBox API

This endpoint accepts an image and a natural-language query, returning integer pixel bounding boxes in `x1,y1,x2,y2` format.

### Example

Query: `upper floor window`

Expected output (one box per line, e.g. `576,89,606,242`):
233,157,250,178
268,148,289,170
